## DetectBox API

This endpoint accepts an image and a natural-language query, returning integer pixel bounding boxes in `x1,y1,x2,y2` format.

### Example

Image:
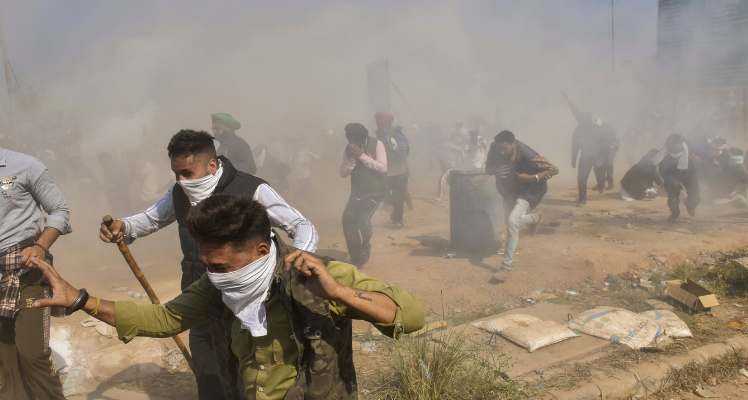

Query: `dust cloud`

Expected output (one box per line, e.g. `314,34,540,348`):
3,1,731,282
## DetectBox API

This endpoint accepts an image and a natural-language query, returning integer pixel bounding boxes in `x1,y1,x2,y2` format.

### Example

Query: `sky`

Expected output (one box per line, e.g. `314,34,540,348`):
0,0,661,160
2,1,658,88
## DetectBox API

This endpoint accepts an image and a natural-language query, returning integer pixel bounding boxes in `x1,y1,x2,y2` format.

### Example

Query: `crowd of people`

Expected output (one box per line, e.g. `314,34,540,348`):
1,101,747,399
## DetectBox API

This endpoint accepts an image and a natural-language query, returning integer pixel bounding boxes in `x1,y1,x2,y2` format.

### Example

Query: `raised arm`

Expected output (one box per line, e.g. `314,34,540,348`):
562,91,585,123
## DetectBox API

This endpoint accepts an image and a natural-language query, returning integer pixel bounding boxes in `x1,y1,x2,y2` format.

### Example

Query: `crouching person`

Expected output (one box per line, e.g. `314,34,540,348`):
25,194,425,400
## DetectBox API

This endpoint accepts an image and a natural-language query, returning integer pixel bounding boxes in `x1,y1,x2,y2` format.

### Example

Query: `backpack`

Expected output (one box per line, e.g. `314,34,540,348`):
389,127,410,156
275,252,357,400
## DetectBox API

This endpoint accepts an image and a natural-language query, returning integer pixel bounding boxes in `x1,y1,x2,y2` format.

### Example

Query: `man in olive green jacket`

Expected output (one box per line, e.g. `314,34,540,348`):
27,194,425,400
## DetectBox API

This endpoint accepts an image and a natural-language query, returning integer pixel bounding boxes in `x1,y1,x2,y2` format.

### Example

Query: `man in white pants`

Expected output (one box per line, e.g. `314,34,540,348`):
485,131,558,270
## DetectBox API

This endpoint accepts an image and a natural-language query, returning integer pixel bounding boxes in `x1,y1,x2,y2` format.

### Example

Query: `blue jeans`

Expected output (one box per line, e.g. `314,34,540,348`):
503,198,539,267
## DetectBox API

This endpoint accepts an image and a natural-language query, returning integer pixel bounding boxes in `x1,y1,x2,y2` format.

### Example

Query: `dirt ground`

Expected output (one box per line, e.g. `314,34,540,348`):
50,175,748,399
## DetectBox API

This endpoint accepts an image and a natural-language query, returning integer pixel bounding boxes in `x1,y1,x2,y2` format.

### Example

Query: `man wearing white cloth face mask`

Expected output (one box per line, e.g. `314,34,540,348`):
98,130,319,400
28,195,425,400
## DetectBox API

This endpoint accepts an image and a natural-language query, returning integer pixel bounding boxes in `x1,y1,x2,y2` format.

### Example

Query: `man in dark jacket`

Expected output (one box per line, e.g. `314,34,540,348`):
620,149,662,201
593,120,620,192
98,130,318,400
570,117,619,204
565,93,619,204
375,112,410,228
340,123,388,266
212,113,257,174
485,131,558,270
659,134,700,222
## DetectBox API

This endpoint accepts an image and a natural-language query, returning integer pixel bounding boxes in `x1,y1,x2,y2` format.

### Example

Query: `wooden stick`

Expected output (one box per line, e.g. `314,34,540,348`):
103,215,195,373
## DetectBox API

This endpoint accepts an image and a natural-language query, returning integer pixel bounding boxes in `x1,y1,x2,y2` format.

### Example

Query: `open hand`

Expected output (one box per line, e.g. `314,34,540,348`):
284,251,343,301
25,257,80,309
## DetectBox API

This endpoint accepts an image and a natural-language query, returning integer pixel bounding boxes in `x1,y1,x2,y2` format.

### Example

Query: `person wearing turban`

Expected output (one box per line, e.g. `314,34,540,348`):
211,113,257,174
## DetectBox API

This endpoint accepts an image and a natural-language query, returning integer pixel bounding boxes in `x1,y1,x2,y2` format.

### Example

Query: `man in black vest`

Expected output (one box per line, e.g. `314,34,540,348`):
339,123,387,267
98,130,318,400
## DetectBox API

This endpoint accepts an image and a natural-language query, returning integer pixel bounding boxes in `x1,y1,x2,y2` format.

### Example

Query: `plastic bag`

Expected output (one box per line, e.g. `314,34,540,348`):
568,306,662,349
640,309,693,338
473,314,578,352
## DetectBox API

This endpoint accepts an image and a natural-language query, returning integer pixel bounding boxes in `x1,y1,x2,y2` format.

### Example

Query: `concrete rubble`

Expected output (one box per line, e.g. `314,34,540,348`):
49,320,189,397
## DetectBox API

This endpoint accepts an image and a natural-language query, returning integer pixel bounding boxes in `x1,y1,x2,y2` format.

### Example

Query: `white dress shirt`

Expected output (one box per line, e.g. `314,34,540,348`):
121,183,318,252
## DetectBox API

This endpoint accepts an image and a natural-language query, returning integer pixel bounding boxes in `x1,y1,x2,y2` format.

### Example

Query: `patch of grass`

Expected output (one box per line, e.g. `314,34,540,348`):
668,262,708,283
538,362,593,392
605,287,652,313
667,251,748,297
448,303,508,327
371,333,531,400
656,349,747,395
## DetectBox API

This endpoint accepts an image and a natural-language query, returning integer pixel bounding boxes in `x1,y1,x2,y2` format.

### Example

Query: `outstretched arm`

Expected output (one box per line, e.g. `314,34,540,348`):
25,257,221,341
26,257,117,325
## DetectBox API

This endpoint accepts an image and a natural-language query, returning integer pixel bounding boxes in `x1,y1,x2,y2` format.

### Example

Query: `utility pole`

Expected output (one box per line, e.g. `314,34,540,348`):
0,13,18,129
611,0,616,73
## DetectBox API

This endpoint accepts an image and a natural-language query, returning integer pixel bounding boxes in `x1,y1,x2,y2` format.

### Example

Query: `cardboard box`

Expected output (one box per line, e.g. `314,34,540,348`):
665,279,719,312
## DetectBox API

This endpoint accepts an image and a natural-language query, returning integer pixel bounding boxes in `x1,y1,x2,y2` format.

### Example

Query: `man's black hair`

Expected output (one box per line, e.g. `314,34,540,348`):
186,194,271,247
167,129,217,158
494,130,516,144
345,122,369,145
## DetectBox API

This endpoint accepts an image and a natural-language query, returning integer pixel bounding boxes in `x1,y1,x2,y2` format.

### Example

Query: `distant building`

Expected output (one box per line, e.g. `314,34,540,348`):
657,0,748,141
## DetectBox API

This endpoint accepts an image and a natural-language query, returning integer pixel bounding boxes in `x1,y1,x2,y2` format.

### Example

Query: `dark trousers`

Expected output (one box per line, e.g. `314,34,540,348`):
664,172,701,220
342,195,383,266
181,262,242,400
0,269,65,400
386,174,409,224
577,156,604,203
594,164,614,190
